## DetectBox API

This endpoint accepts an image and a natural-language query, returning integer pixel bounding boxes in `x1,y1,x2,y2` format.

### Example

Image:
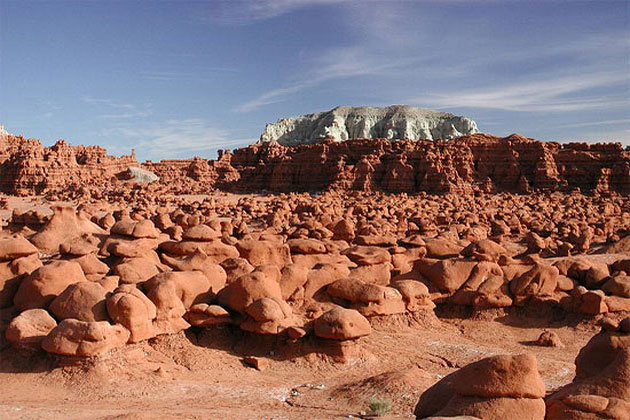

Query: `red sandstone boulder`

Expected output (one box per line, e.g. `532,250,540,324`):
41,319,129,357
341,245,391,266
0,236,38,260
235,240,292,267
416,259,477,293
5,308,57,351
216,271,283,313
414,353,546,420
184,303,231,327
313,307,371,340
30,206,105,254
106,284,157,343
546,320,630,419
0,253,42,308
49,281,109,322
240,297,295,334
13,260,87,310
327,278,406,316
161,249,227,292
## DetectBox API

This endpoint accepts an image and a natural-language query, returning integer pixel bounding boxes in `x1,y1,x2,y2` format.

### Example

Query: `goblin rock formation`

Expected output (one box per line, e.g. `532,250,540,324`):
258,105,479,145
225,134,630,195
0,128,138,195
2,126,628,196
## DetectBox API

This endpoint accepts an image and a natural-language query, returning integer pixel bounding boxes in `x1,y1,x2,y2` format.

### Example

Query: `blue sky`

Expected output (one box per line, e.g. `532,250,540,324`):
1,0,628,161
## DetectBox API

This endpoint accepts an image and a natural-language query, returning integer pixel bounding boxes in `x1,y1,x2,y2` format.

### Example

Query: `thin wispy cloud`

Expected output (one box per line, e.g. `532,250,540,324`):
199,0,348,25
556,119,630,129
81,96,136,110
103,119,251,160
236,47,414,112
142,68,240,81
418,72,630,112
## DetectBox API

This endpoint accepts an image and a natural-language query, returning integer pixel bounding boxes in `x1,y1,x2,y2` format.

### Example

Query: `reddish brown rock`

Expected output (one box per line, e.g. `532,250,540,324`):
41,319,130,357
5,308,57,351
414,354,546,420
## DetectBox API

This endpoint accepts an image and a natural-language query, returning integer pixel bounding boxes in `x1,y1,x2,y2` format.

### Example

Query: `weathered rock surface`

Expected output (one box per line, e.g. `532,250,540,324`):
259,105,479,145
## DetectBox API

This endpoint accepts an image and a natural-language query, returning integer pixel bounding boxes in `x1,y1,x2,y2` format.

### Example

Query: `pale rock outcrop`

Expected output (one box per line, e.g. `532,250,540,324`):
259,105,479,145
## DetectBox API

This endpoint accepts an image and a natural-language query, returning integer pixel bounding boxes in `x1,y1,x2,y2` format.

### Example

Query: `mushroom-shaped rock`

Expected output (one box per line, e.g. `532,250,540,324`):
144,271,212,310
0,236,38,261
240,297,295,334
414,353,546,420
342,246,391,266
106,284,157,343
41,319,129,357
182,224,221,241
14,260,87,310
287,238,327,255
49,281,109,322
314,307,371,340
184,303,231,326
161,249,227,293
216,271,283,313
111,219,159,239
6,308,57,351
30,206,105,254
327,278,406,316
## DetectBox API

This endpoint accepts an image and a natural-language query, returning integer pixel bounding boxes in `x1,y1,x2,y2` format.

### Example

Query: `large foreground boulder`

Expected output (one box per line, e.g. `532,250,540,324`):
546,318,630,419
414,353,546,420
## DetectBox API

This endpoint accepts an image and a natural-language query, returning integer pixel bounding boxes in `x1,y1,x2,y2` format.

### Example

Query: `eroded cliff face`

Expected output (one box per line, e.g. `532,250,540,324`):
0,130,138,195
259,105,479,145
0,128,628,196
226,134,630,195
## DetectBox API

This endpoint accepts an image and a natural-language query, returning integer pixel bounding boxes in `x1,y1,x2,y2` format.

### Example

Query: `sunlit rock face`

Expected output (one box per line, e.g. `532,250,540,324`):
259,105,479,145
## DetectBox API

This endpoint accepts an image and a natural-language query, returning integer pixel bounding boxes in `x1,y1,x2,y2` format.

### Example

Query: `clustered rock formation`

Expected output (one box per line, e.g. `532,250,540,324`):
258,105,480,144
0,128,138,195
1,124,629,418
2,127,628,197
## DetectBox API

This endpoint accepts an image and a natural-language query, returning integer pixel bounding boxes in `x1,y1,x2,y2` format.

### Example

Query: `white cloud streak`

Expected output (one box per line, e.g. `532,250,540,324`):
418,72,630,112
202,0,349,25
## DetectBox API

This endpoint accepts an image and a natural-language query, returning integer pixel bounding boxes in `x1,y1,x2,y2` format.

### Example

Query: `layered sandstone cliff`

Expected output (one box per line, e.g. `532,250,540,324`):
0,129,138,195
259,105,479,145
0,126,628,196
226,134,630,195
